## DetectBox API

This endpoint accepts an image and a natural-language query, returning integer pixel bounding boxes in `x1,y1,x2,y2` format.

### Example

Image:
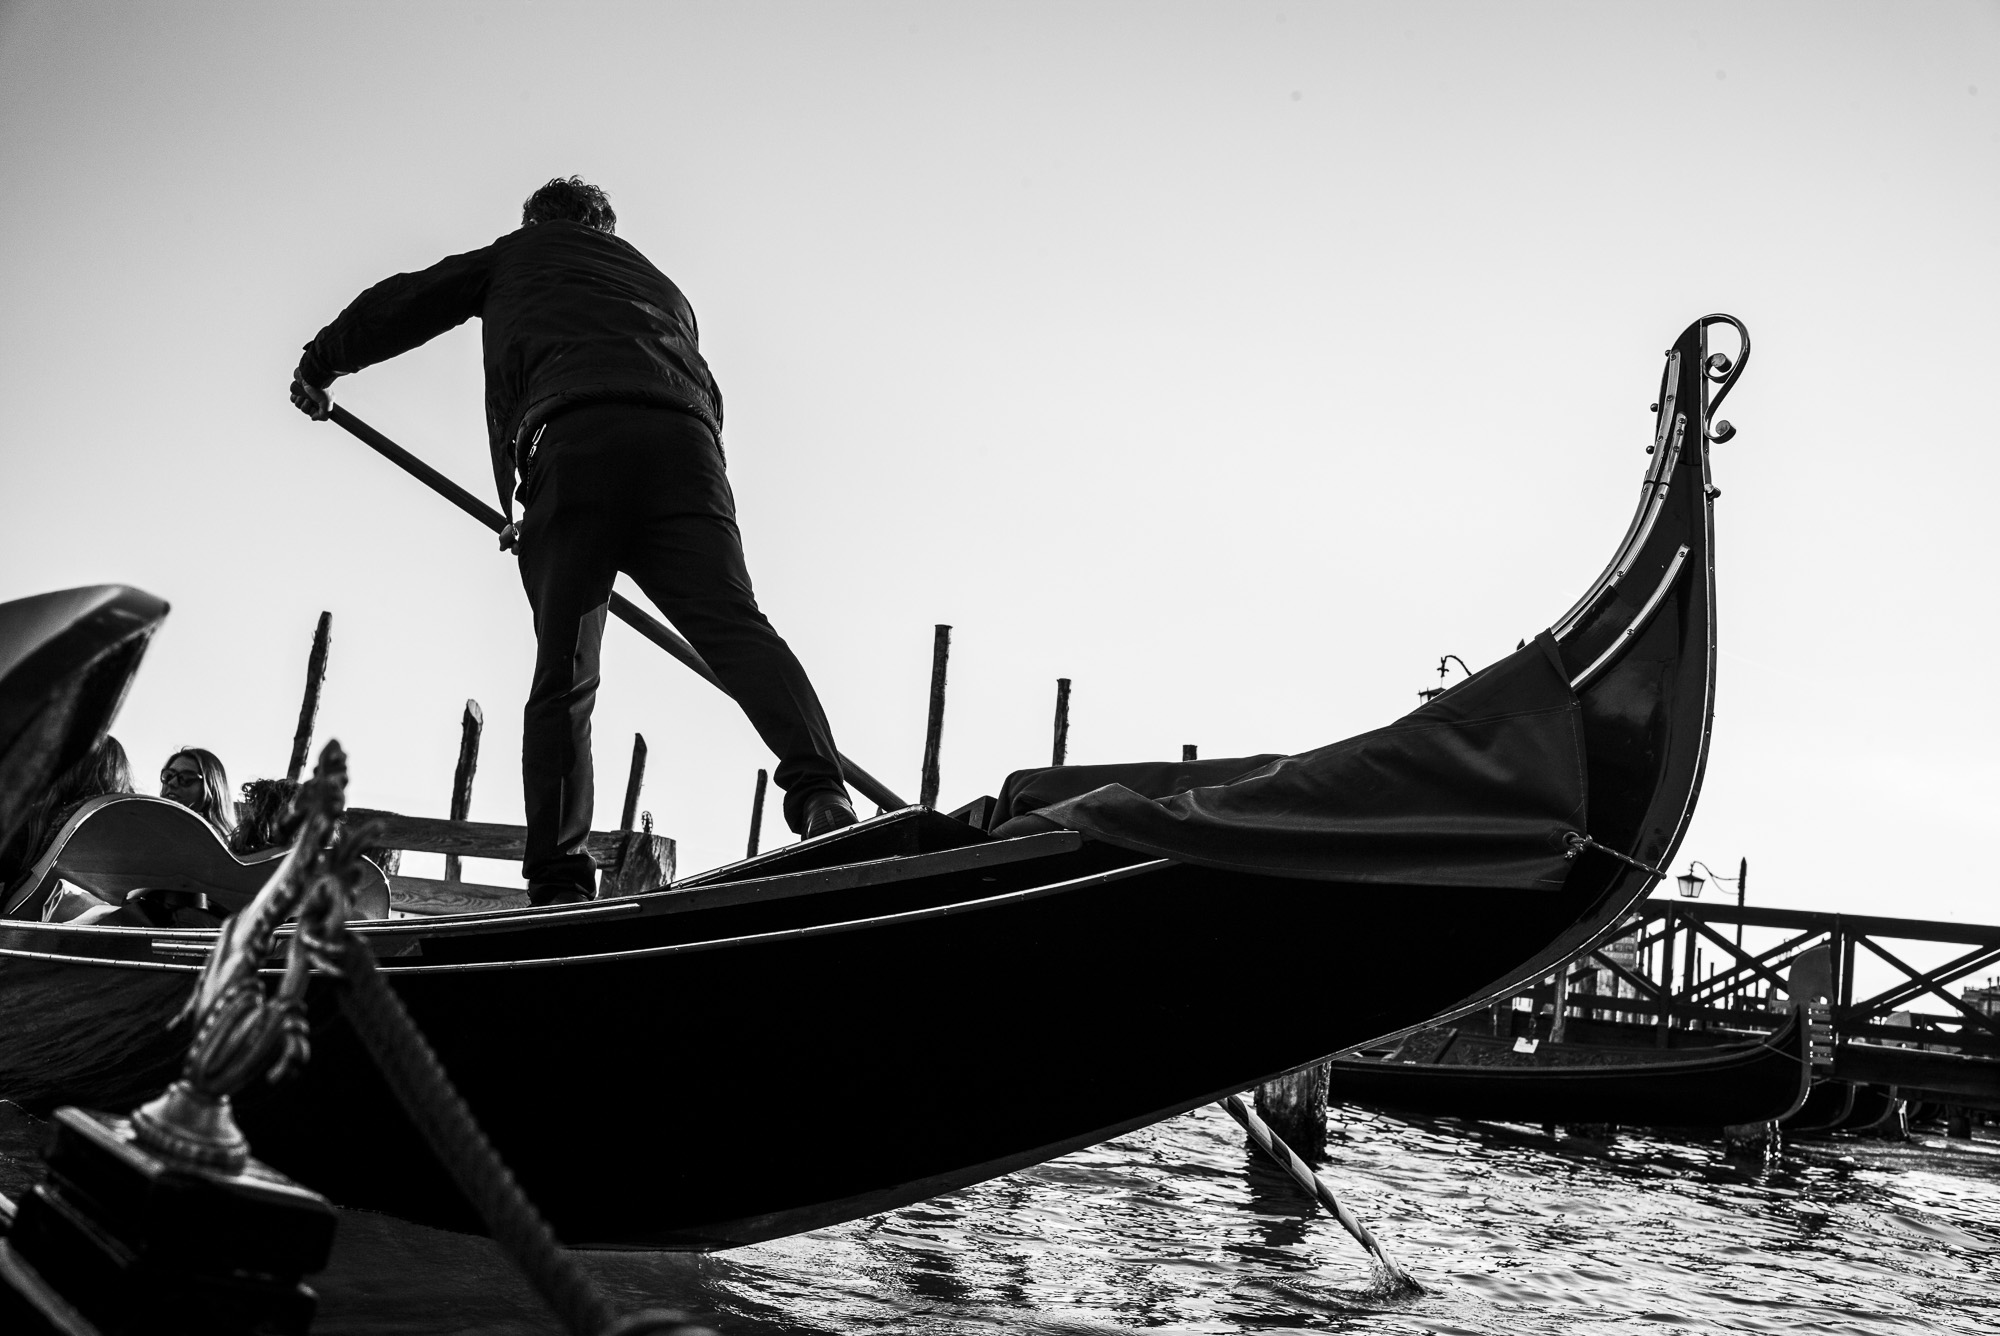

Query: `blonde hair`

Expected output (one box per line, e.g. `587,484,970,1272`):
165,747,236,839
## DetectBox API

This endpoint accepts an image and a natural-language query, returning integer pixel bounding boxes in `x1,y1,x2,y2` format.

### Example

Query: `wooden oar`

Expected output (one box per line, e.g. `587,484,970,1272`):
1219,1094,1421,1293
323,404,907,812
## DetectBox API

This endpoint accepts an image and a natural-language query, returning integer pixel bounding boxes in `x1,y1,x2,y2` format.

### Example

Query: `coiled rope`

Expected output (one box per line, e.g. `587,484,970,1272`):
334,938,713,1336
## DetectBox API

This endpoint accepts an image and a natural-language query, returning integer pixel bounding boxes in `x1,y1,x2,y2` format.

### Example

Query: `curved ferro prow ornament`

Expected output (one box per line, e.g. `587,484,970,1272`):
130,741,379,1172
1497,312,1749,1013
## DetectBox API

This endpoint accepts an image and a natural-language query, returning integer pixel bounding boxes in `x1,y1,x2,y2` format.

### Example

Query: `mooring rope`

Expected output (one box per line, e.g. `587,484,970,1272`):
1562,831,1666,879
333,938,713,1336
1219,1094,1422,1294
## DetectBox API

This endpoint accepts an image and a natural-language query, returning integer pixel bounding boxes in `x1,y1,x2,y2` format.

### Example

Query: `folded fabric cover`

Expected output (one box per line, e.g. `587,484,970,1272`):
990,633,1586,890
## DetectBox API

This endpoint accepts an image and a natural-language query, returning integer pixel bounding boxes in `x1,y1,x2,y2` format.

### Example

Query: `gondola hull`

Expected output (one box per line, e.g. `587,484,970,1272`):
1783,1079,1860,1135
1321,1012,1811,1130
1835,1083,1905,1135
1,845,1614,1247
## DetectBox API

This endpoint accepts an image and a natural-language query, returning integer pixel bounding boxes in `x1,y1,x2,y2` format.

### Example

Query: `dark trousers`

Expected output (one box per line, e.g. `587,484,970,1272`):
516,404,845,895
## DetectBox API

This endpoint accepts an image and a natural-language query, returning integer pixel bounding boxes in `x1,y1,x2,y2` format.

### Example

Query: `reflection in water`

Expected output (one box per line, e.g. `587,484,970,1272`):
3,1100,1995,1334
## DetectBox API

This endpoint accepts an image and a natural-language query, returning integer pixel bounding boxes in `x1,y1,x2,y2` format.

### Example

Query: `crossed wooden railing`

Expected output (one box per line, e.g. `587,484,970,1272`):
1562,901,2000,1053
1493,899,2000,1105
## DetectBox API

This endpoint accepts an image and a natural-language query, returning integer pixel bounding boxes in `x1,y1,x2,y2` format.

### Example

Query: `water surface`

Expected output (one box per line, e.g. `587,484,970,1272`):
5,1102,1994,1334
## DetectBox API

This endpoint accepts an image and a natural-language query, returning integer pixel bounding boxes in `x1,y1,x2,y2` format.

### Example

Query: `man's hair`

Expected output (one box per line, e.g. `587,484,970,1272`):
522,176,617,233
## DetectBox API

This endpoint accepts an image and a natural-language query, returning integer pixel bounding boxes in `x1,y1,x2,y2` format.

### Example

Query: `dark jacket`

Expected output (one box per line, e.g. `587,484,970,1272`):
299,221,723,517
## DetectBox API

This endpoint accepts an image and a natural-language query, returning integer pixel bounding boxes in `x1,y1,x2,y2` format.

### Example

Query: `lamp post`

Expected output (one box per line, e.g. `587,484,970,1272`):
1678,856,1750,953
1417,654,1472,703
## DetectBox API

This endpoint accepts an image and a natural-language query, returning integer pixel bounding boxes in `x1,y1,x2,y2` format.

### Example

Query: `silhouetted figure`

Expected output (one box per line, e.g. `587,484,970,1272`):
291,176,855,903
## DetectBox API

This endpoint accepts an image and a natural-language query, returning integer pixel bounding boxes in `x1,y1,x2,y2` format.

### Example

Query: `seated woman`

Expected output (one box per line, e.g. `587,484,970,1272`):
6,750,395,926
8,744,241,927
3,735,137,924
160,747,238,844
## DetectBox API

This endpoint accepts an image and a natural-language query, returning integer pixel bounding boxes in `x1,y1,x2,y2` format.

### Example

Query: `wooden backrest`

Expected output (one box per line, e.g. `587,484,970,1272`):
3,794,391,921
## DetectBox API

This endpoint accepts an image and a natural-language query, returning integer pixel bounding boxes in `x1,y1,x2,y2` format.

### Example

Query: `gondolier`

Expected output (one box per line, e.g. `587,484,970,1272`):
288,176,856,903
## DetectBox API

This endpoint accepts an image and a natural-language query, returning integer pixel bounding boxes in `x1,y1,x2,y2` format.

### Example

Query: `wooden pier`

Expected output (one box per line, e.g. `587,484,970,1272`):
1526,900,2000,1110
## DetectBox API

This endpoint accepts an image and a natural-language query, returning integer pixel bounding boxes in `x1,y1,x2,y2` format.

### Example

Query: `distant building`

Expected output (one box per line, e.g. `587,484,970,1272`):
1962,980,2000,1017
1576,915,1647,1022
1601,935,1640,972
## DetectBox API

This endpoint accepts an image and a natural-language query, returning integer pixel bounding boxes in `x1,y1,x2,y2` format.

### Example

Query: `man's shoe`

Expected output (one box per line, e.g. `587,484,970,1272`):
528,883,594,906
803,793,859,839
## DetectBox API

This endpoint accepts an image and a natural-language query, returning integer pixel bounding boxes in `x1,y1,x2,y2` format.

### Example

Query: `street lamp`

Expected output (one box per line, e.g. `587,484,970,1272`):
1679,858,1747,901
1678,857,1750,951
1417,654,1472,703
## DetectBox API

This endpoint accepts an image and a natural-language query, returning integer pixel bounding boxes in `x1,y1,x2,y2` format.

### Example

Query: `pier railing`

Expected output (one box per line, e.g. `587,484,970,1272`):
1550,901,2000,1055
1466,901,2000,1104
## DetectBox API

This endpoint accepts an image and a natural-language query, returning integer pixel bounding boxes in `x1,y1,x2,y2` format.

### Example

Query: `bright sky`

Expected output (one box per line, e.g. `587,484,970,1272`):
2,2,1995,933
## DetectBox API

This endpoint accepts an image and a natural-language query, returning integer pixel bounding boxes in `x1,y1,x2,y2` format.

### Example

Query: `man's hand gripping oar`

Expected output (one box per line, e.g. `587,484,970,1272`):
294,385,908,813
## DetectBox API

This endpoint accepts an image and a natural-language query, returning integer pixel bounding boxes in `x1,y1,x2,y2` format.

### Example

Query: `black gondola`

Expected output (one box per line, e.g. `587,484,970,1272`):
0,316,1747,1248
1320,1009,1810,1128
1783,1079,1861,1135
1834,1083,1906,1135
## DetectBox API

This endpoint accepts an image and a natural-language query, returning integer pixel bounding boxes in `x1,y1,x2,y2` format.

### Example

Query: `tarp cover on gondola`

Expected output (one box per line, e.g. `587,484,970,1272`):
991,633,1586,889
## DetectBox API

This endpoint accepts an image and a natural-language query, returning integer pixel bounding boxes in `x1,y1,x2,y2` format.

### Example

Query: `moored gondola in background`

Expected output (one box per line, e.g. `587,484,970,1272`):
1321,1006,1811,1130
1779,1077,1910,1139
1833,1083,1907,1136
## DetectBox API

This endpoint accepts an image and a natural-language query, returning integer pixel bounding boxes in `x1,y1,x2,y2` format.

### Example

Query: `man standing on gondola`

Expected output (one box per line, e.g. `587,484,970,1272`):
288,176,857,903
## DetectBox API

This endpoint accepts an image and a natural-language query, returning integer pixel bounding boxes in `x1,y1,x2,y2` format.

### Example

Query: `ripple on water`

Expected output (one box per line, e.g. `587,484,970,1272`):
2,1100,1995,1334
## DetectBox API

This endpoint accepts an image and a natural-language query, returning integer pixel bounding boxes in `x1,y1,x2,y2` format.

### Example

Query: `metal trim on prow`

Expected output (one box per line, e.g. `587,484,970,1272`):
1569,543,1691,692
1551,351,1682,642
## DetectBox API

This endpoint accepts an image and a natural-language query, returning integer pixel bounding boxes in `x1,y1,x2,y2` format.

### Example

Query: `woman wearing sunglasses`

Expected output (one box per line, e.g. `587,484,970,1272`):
159,748,237,843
